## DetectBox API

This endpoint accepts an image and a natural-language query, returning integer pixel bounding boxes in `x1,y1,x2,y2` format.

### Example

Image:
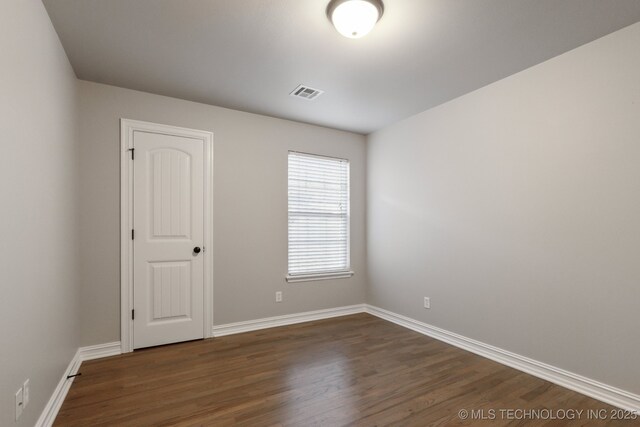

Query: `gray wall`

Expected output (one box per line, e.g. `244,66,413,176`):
367,22,640,394
78,80,367,346
0,2,81,426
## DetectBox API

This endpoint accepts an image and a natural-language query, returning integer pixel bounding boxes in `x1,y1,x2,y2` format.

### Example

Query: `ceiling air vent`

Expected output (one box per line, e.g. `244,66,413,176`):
290,84,324,101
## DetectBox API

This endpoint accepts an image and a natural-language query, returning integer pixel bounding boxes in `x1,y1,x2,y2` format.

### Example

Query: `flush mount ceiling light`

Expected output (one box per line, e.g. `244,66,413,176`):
327,0,384,39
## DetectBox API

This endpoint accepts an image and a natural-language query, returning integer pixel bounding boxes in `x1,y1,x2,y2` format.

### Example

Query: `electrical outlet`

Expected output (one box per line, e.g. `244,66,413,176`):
423,297,430,309
23,379,30,407
275,291,283,303
15,387,24,421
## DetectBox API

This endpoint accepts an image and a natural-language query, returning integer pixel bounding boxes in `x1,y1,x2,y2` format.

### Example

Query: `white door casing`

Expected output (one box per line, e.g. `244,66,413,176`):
121,119,213,352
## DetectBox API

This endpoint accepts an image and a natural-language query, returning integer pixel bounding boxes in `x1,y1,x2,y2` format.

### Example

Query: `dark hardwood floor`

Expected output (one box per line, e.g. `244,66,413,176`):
55,314,633,426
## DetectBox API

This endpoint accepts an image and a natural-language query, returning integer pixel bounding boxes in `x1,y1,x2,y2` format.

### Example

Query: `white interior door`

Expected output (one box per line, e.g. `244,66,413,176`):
132,130,204,349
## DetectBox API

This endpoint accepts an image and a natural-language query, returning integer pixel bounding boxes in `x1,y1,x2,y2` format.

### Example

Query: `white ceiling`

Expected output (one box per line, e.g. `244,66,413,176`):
43,0,640,134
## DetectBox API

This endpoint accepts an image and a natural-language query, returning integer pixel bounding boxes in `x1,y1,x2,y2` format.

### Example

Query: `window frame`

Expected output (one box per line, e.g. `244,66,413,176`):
286,151,354,283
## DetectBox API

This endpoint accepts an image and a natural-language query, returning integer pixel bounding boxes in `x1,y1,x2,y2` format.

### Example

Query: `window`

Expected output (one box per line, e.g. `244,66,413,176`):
287,152,353,282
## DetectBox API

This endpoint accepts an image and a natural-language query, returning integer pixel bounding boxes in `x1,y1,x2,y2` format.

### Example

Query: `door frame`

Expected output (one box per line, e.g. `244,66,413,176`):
120,118,214,353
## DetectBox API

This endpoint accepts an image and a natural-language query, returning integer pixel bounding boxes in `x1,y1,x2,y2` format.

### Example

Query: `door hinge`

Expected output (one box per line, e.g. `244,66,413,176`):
131,229,135,240
128,148,135,160
131,309,135,320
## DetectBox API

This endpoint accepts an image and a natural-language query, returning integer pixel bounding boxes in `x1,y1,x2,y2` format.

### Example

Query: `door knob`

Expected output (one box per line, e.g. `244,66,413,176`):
193,247,201,254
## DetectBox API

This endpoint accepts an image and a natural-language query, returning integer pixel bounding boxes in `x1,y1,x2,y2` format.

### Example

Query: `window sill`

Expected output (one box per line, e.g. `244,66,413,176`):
286,271,354,283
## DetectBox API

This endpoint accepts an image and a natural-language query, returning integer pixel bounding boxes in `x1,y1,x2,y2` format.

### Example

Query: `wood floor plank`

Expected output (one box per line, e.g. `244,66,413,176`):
54,314,635,426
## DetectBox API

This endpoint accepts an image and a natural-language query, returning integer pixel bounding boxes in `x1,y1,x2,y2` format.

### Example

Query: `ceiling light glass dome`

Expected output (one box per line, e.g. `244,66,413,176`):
327,0,384,39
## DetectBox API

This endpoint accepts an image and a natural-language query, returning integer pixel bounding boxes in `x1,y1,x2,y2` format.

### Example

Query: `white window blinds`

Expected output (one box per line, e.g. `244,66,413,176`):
288,152,350,278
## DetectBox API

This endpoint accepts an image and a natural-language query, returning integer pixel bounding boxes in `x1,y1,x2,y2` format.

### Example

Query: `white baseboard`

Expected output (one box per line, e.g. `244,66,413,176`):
212,304,366,337
79,341,122,361
36,342,122,427
35,350,81,427
365,304,640,413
